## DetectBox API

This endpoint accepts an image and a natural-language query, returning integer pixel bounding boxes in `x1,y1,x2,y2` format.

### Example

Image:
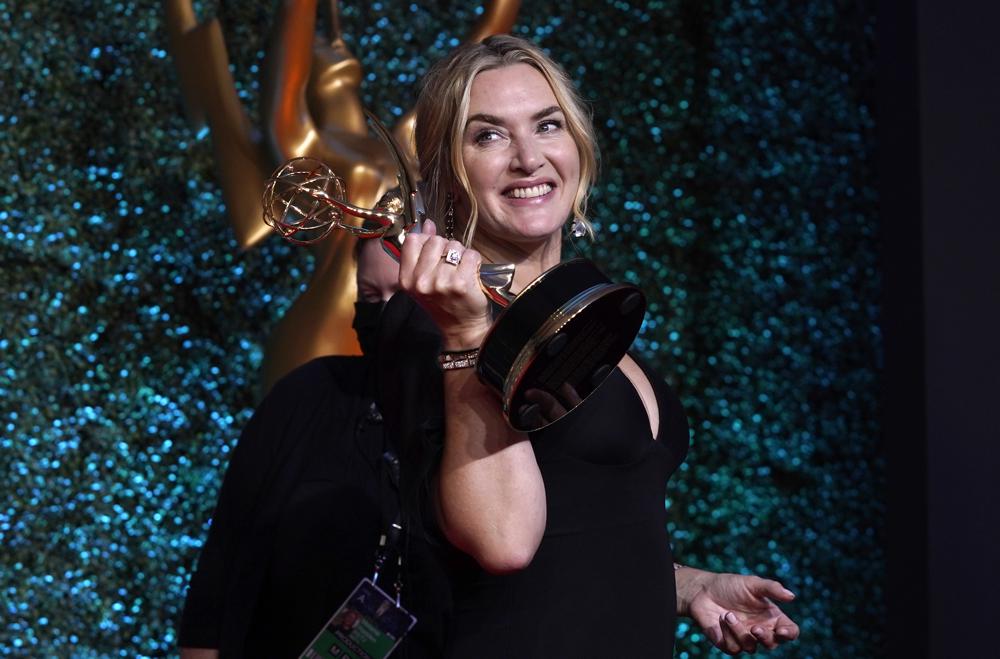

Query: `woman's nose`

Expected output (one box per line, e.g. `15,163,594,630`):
510,138,543,174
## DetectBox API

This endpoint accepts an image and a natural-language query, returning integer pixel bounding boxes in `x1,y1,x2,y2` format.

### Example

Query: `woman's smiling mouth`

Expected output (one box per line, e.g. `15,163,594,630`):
505,183,553,199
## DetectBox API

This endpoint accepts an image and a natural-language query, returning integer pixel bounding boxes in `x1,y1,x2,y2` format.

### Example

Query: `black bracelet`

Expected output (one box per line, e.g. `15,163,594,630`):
438,348,479,370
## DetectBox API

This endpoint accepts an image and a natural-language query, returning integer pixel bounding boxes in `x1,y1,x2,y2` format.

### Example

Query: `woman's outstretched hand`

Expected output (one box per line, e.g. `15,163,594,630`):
397,220,493,350
677,567,800,654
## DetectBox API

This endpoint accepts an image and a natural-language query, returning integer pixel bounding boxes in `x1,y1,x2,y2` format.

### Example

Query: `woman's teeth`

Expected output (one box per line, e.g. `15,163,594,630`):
506,183,552,199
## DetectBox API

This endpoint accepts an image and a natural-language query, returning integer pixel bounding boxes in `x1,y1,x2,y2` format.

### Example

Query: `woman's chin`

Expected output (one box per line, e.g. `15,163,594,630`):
496,225,564,252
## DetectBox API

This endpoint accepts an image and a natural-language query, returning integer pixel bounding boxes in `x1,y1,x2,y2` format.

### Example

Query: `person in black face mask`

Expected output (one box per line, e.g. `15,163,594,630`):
352,237,401,359
179,237,450,659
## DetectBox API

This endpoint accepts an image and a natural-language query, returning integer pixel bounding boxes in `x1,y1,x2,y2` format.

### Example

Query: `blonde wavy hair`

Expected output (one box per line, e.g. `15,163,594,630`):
414,35,599,246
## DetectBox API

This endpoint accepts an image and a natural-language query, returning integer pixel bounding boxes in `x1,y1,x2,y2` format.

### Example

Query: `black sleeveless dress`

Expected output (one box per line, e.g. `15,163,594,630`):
376,293,690,658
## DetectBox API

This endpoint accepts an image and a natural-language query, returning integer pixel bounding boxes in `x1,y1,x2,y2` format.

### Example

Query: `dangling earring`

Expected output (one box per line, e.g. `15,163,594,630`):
445,193,456,240
570,216,588,239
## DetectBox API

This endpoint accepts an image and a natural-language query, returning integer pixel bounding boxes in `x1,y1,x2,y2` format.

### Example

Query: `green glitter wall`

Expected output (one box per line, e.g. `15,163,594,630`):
0,1,880,656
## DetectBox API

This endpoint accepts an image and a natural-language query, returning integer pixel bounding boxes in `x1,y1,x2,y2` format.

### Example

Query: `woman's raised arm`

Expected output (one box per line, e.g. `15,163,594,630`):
398,221,546,574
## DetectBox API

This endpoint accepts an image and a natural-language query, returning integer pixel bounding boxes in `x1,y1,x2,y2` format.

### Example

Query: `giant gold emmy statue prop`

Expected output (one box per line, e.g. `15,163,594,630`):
166,0,521,391
263,116,646,431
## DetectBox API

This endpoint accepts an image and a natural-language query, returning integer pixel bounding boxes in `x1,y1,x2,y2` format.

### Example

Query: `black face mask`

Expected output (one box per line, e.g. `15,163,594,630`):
352,300,386,358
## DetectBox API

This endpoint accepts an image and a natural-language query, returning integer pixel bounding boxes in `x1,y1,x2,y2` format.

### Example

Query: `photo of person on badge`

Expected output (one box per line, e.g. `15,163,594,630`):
332,609,362,634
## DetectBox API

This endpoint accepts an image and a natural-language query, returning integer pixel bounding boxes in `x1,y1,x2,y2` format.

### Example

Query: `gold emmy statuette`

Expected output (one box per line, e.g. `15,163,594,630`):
263,114,646,432
166,0,521,391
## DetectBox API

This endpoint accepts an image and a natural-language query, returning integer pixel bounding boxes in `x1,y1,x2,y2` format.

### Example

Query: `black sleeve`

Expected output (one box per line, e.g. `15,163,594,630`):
177,383,292,648
178,357,366,649
372,293,455,658
373,292,446,537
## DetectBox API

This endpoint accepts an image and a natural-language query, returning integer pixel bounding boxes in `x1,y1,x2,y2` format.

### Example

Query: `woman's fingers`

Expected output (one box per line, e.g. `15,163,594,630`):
397,213,492,348
398,220,435,289
412,235,450,294
455,247,482,295
750,624,778,650
753,577,796,603
523,388,568,420
409,233,484,298
774,618,800,641
715,613,741,654
720,612,758,654
398,220,490,343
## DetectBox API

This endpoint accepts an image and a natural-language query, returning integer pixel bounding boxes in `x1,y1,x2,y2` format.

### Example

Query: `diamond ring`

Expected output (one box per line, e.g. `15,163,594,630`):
443,248,462,266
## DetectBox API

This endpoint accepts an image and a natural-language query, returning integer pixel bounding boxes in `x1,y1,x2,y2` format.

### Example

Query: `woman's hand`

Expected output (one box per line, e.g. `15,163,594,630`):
676,567,799,654
398,220,493,350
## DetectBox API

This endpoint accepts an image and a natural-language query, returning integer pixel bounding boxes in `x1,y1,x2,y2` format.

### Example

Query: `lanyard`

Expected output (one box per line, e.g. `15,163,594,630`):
372,451,404,605
357,400,406,605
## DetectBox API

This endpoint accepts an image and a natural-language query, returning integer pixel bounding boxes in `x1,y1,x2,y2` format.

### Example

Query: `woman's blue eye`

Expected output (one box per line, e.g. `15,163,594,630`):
475,129,501,144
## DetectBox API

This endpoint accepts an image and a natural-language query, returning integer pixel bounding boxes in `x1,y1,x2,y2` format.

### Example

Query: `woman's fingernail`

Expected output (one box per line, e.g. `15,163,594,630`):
725,612,738,624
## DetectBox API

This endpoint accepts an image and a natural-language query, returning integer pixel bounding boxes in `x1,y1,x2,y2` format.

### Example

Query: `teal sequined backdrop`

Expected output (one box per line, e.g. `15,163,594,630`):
0,1,880,656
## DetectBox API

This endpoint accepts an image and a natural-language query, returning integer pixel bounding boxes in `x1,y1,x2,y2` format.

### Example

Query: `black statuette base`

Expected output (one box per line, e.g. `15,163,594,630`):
477,259,646,432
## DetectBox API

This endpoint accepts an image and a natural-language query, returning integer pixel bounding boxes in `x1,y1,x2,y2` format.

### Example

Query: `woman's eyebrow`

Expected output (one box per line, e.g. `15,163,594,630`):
465,106,563,129
531,105,562,120
466,112,504,127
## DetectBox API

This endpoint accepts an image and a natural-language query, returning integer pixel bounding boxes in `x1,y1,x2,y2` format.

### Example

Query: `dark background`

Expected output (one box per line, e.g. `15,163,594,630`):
881,0,1000,656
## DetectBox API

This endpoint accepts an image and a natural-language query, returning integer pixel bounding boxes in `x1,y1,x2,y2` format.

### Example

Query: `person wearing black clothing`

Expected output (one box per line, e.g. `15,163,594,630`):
178,240,448,658
388,35,801,656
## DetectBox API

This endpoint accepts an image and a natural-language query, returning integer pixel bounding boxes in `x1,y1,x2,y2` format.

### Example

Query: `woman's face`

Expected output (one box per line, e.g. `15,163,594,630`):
460,63,580,253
